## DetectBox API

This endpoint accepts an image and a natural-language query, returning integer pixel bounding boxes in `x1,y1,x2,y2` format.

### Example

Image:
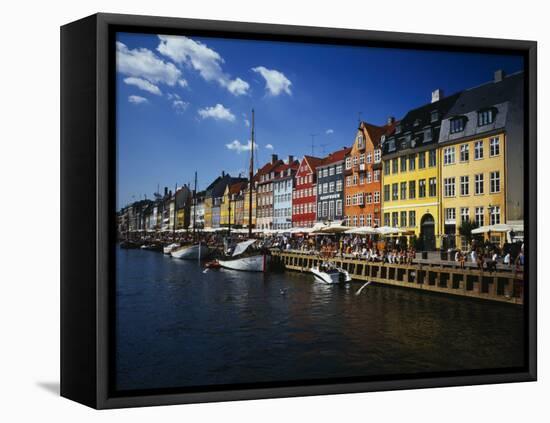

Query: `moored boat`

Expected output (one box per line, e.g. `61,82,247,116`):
163,243,180,255
310,263,351,284
218,239,270,272
170,243,211,260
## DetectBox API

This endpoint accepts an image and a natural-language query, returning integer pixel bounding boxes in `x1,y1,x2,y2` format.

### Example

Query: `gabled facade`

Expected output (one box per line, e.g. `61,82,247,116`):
316,147,350,223
256,154,284,230
381,89,461,250
292,155,323,227
438,70,523,248
273,157,299,230
344,121,393,227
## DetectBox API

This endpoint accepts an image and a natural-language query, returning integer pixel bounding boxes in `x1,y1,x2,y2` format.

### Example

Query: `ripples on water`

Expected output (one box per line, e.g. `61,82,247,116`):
115,247,525,391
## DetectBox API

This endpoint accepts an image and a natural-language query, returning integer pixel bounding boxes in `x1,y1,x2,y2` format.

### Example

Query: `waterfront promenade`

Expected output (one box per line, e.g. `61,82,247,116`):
273,250,524,305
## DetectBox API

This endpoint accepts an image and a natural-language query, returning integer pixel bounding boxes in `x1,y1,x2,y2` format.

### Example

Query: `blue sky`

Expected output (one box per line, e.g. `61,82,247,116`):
116,32,523,209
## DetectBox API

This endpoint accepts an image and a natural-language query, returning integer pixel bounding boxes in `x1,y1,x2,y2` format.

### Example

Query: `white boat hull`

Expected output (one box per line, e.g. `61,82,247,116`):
218,254,270,272
310,266,352,284
170,244,210,260
163,243,180,254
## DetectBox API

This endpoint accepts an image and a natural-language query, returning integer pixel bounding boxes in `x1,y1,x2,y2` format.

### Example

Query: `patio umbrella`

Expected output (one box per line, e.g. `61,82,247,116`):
345,226,377,235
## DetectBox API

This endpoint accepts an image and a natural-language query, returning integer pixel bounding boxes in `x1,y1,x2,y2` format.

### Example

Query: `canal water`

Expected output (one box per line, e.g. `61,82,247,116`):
115,247,525,392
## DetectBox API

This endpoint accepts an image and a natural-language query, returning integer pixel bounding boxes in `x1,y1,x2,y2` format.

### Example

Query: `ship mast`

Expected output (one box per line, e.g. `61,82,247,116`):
193,171,197,237
248,109,255,239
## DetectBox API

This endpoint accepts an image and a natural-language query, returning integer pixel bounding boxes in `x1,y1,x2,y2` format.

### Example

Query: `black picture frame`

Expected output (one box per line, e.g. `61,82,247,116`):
61,12,537,409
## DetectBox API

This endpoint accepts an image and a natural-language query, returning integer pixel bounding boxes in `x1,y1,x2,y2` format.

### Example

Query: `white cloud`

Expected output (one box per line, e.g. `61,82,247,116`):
252,66,292,96
326,128,334,135
128,95,148,104
157,35,250,96
197,104,235,122
178,79,189,88
116,41,181,86
243,113,250,127
172,100,189,113
265,144,274,150
226,140,257,153
123,77,162,95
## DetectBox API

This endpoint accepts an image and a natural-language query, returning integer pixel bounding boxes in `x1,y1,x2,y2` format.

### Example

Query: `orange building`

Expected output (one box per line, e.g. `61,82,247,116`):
344,120,397,227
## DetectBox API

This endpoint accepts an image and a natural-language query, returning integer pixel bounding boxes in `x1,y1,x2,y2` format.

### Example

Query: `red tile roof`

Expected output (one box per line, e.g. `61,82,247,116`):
320,146,352,165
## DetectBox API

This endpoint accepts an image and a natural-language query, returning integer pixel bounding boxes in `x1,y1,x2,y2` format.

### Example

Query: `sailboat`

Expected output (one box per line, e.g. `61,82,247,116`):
217,109,271,273
170,172,212,260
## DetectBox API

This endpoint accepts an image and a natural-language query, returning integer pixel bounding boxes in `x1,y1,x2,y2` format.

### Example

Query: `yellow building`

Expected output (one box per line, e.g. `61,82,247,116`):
220,182,247,227
438,133,506,248
381,90,461,250
203,197,213,229
242,182,257,229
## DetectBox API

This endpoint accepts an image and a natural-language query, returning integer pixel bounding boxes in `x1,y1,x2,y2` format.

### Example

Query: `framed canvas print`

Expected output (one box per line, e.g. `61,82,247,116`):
60,13,537,409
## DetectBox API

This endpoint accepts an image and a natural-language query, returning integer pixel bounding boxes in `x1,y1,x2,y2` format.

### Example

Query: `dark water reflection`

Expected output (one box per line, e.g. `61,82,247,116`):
116,247,525,391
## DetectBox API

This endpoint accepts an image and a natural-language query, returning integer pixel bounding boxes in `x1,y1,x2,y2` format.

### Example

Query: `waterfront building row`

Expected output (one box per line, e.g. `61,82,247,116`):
118,70,523,249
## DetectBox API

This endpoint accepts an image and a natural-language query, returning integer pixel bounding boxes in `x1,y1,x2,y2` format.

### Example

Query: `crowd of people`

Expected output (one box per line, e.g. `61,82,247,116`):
453,241,525,272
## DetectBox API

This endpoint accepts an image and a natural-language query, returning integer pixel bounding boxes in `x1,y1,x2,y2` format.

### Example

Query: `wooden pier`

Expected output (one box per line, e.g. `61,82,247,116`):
272,251,524,305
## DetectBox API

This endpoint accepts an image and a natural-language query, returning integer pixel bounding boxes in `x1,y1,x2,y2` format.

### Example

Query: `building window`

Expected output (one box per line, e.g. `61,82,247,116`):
323,183,328,194
428,177,436,197
419,179,426,198
400,182,407,200
374,191,380,203
429,150,436,167
374,149,381,163
400,211,407,227
384,213,390,226
359,154,365,165
444,177,456,197
329,166,335,176
374,170,380,182
478,109,495,126
400,156,407,172
358,214,364,226
366,152,372,164
490,137,500,157
336,180,343,192
318,185,322,194
450,117,466,133
490,206,501,225
460,144,469,162
460,175,470,196
409,211,416,227
384,185,390,202
366,214,372,226
322,202,328,217
384,160,390,176
352,174,358,185
366,172,372,183
475,173,484,195
353,215,358,226
336,164,343,174
366,193,372,204
460,207,470,223
345,195,351,206
336,200,342,216
346,177,352,187
475,207,484,226
490,171,501,193
392,183,399,200
418,151,426,169
431,110,439,122
357,134,365,149
323,168,329,177
345,157,352,170
392,212,398,227
409,154,416,171
444,147,455,165
329,181,335,192
409,180,416,199
392,159,398,174
445,208,456,223
328,201,335,218
474,140,484,160
353,155,358,166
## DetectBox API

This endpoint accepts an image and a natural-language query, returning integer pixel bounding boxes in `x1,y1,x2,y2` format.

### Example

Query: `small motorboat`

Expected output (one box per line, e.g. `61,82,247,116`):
163,243,180,255
310,263,352,284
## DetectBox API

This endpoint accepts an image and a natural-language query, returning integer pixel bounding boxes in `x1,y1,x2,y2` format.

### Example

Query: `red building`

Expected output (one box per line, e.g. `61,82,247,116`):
292,155,323,227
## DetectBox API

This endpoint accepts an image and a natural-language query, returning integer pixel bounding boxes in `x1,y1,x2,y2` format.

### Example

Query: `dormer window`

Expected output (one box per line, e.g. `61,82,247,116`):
431,110,439,122
395,125,402,134
413,119,421,127
478,108,496,126
424,128,432,143
357,134,365,149
450,117,466,134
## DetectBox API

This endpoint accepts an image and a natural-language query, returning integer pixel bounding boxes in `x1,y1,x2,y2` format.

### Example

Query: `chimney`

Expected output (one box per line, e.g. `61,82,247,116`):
494,69,505,83
387,116,395,125
271,154,278,164
431,89,444,103
221,171,225,178
288,155,294,164
164,186,168,196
